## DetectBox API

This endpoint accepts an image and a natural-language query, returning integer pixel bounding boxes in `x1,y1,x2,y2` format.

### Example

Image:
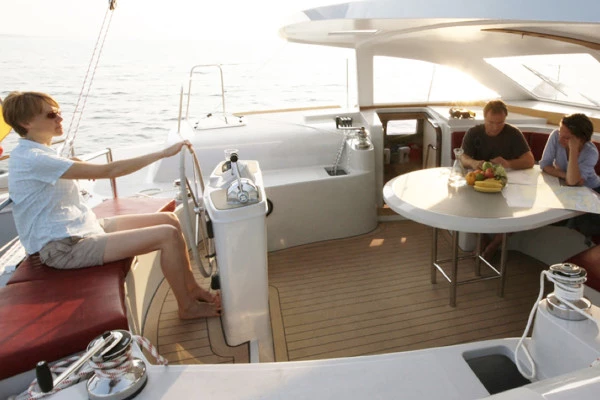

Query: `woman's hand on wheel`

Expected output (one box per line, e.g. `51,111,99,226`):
163,140,192,158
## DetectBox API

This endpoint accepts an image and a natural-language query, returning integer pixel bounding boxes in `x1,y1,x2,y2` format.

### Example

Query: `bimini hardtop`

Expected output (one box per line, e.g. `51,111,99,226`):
281,0,600,104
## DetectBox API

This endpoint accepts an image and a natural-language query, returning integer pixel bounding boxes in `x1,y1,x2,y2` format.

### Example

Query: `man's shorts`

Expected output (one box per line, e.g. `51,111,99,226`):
38,218,116,269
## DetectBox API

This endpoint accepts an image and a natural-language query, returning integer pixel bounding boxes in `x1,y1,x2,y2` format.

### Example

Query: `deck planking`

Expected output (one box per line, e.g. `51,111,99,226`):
146,220,548,365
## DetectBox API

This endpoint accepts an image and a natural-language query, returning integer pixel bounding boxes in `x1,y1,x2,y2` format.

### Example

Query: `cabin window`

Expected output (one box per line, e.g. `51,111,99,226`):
486,53,600,108
373,56,497,104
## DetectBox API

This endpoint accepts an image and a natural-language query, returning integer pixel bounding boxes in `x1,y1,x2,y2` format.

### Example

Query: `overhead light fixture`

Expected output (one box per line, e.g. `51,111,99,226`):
328,29,379,36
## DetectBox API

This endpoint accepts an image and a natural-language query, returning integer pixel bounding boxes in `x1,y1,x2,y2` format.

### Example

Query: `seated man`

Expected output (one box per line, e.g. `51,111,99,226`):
2,91,220,320
460,99,534,171
460,99,535,259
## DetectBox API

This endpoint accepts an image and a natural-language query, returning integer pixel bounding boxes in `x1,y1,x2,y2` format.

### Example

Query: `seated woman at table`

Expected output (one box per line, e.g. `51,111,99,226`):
540,113,600,189
540,113,600,237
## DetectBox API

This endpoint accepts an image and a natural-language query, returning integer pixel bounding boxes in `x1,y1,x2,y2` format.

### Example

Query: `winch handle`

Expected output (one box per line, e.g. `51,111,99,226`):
35,331,117,393
229,153,245,190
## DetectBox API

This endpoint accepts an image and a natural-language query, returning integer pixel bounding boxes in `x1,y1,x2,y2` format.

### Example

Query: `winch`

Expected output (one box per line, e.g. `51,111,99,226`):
354,127,372,150
545,262,592,321
86,330,147,400
514,263,599,381
226,152,258,205
35,330,147,400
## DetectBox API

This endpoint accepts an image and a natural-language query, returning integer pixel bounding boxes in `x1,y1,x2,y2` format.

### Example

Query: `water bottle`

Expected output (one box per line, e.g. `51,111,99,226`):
449,148,466,187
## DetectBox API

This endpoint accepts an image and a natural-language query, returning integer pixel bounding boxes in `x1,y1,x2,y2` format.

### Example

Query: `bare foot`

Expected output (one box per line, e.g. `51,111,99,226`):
179,300,221,320
482,235,502,261
190,287,220,306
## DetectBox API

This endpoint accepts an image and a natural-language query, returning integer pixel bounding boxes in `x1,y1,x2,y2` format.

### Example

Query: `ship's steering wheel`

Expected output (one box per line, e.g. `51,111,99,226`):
179,145,214,278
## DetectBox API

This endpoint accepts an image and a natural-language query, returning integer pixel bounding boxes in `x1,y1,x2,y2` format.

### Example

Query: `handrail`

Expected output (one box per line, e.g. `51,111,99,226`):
425,115,442,168
185,64,227,123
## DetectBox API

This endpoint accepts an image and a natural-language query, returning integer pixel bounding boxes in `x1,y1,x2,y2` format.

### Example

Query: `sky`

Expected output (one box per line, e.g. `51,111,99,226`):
1,0,342,41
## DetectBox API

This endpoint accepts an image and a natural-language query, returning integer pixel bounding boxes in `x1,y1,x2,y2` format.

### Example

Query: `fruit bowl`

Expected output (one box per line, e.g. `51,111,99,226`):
466,162,507,192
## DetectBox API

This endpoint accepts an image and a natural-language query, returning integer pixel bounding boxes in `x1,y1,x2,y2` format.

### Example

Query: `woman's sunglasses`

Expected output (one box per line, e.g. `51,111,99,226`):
46,110,62,119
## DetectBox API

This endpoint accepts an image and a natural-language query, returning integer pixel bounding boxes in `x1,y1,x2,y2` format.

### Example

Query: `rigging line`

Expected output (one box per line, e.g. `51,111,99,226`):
71,12,115,142
60,4,115,157
64,6,110,140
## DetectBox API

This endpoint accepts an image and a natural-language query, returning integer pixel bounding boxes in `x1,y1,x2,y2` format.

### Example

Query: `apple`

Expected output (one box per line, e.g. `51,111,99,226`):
484,167,495,179
482,161,493,171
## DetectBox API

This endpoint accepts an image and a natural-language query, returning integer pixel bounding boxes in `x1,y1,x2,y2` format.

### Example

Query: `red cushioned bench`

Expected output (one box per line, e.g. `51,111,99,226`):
563,246,600,293
0,197,175,381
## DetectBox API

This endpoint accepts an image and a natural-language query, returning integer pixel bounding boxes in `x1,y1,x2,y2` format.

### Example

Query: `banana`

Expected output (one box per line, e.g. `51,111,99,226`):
473,185,502,193
487,178,506,188
474,179,503,189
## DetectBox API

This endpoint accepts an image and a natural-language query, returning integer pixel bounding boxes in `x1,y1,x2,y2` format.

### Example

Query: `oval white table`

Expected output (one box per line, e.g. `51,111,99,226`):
383,167,578,306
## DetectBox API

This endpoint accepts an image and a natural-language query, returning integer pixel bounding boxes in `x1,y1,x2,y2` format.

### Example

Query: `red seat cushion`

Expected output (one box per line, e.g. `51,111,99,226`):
528,132,549,162
92,197,175,218
6,255,133,285
450,131,467,160
564,246,600,292
0,272,128,380
0,197,175,380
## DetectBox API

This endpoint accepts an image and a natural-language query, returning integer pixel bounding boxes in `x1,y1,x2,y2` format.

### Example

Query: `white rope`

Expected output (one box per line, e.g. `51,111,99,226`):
12,334,167,400
59,4,116,158
514,270,600,380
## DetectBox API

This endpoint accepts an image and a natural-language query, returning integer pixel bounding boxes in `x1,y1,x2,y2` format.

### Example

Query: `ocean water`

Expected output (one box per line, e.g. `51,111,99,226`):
0,36,355,166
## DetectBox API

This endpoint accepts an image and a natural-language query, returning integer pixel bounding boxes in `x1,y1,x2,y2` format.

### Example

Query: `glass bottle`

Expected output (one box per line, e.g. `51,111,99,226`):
449,148,466,187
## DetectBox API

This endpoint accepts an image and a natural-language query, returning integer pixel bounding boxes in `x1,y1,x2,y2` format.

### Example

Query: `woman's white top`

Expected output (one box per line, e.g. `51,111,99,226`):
8,139,104,254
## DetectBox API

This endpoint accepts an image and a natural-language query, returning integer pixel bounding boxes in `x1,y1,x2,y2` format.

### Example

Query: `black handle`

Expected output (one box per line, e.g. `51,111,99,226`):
211,274,221,290
36,361,54,393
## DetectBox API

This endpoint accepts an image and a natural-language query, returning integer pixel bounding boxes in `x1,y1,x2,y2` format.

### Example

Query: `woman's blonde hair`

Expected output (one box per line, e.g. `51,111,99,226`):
1,91,59,136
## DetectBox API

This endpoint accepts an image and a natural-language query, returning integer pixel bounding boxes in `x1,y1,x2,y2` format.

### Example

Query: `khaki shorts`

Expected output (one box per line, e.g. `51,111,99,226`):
38,218,116,269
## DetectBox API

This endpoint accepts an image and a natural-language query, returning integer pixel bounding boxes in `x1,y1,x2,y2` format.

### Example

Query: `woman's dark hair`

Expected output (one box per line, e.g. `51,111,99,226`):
561,113,594,142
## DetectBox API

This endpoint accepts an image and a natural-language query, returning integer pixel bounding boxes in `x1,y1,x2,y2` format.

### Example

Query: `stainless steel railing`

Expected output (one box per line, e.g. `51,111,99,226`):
185,64,227,123
79,148,118,198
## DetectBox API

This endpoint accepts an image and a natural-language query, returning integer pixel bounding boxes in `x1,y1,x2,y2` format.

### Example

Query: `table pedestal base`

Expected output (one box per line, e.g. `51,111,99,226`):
431,228,508,307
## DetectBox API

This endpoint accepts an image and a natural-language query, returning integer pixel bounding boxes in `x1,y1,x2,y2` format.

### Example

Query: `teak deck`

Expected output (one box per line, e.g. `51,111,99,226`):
144,220,547,365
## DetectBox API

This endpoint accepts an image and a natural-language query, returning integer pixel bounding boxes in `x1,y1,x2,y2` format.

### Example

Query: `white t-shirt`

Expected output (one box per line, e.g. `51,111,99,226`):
8,139,104,254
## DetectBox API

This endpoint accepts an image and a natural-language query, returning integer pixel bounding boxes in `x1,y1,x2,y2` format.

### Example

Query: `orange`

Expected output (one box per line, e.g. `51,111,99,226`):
465,171,476,186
